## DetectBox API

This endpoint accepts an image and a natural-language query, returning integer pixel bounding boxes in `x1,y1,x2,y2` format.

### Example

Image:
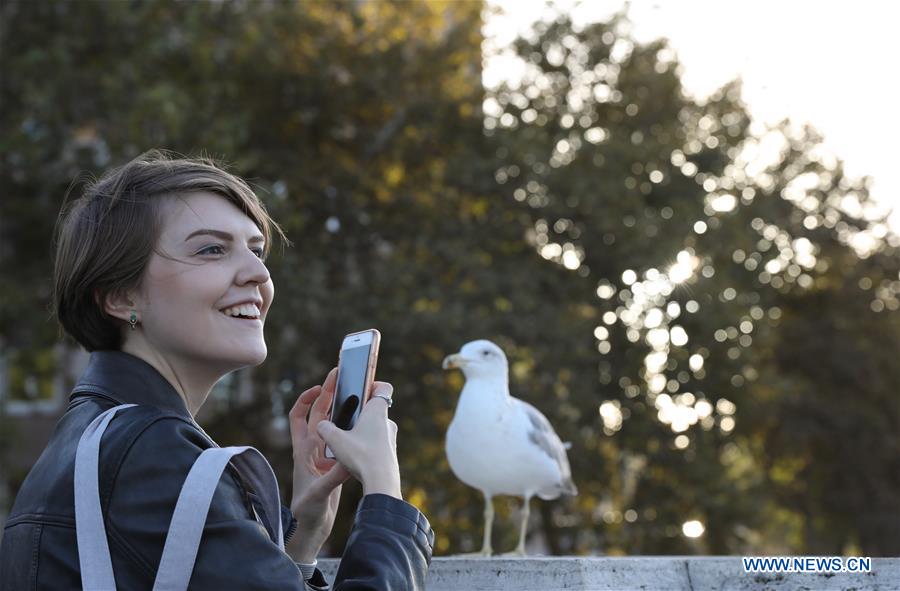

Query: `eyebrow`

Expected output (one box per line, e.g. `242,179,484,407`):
184,229,265,244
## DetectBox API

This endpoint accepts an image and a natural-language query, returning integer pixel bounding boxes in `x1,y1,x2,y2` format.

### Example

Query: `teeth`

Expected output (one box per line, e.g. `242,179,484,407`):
221,303,260,319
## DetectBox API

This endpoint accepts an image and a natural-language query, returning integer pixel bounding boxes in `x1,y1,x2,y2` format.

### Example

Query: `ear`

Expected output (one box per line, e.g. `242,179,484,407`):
97,288,140,324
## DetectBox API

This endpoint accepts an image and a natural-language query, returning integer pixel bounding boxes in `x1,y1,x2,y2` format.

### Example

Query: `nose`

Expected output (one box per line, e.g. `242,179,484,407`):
236,247,271,286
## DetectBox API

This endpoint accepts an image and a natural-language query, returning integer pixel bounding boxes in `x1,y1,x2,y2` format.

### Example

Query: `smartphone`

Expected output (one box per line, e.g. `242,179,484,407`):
325,328,381,459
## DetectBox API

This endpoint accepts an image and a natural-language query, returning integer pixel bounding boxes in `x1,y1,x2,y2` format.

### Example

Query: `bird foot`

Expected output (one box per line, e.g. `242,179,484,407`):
499,548,527,557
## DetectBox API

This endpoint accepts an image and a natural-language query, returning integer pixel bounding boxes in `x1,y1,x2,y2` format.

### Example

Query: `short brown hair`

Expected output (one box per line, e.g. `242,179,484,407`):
52,150,288,352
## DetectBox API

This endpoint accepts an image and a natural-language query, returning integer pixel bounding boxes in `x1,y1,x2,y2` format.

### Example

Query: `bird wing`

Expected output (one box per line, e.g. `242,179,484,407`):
516,398,577,497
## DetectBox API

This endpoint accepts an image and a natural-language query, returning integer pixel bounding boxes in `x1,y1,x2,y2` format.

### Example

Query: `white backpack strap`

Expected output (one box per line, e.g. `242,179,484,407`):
152,446,284,591
74,403,137,591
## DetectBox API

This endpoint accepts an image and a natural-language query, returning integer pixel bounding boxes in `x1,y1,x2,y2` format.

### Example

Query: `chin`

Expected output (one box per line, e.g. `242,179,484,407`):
243,344,268,366
214,344,268,370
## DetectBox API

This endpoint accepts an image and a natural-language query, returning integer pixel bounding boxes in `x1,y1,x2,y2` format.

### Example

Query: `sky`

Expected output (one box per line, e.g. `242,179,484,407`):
483,0,900,231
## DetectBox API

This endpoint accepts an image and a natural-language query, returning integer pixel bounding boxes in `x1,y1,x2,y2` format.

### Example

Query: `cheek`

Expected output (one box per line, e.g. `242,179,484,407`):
144,264,224,314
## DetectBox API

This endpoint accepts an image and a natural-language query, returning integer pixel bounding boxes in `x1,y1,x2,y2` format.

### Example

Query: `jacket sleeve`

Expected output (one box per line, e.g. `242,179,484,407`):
331,494,435,591
103,416,307,591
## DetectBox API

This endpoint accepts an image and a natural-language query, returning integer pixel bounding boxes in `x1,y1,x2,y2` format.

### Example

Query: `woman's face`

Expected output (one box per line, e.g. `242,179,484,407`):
134,192,274,372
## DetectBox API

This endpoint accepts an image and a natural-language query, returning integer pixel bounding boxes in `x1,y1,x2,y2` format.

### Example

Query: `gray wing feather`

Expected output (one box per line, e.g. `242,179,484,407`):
518,399,578,498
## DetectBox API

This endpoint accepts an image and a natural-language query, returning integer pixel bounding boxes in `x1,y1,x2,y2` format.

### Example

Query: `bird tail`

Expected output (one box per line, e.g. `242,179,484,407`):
537,476,578,500
562,441,572,450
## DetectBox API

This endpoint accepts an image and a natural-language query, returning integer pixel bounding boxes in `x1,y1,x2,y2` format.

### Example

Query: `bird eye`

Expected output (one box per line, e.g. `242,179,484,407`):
482,350,491,357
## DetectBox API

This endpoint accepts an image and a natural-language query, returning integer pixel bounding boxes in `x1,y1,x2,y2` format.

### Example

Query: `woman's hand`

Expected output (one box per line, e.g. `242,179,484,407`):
288,368,351,563
316,381,402,499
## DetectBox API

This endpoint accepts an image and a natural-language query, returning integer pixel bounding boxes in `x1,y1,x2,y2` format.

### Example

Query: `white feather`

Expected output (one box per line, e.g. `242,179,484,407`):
444,340,578,499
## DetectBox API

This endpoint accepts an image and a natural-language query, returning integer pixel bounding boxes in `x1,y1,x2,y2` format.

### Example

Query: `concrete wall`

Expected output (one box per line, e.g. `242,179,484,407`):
317,556,900,590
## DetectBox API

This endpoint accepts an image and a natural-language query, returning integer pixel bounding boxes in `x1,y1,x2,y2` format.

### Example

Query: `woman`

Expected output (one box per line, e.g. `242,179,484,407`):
0,152,433,590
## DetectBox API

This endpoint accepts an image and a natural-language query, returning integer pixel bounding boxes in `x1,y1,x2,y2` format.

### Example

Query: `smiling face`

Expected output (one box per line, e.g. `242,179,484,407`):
128,191,274,373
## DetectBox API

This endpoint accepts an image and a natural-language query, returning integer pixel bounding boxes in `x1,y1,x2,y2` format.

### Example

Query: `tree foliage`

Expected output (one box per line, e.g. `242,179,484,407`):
486,12,900,554
1,1,897,555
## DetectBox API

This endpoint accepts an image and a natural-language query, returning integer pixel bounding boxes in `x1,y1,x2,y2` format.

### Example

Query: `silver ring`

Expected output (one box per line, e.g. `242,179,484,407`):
372,393,393,407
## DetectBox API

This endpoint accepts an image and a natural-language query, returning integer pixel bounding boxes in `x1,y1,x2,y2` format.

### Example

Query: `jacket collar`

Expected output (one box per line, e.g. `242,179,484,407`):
70,350,192,419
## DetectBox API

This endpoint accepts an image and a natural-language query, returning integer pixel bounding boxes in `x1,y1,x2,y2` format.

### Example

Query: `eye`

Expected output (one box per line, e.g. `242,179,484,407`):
198,244,265,259
198,244,226,256
482,350,491,357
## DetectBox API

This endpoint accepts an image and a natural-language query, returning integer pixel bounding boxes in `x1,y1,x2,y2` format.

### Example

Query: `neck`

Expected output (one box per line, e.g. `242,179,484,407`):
121,338,222,417
455,375,511,423
461,373,510,399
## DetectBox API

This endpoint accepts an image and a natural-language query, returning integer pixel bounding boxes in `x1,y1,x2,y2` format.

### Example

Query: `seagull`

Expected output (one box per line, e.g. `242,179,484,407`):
442,339,577,556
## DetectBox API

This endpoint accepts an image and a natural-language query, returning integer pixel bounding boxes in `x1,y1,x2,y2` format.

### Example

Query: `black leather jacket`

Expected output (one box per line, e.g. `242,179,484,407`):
0,351,433,590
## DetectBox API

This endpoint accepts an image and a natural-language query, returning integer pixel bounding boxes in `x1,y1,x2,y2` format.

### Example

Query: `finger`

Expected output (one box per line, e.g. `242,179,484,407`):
290,385,321,420
367,381,393,402
364,382,393,414
289,386,322,439
323,367,338,396
310,369,337,426
313,450,338,473
314,462,352,494
360,384,393,424
316,420,343,450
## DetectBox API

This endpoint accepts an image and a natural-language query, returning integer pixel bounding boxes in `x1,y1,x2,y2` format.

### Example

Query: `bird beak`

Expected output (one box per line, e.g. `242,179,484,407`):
442,353,465,370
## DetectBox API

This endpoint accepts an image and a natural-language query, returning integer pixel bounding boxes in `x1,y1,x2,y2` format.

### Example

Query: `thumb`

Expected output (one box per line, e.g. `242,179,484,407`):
314,462,352,494
316,420,341,446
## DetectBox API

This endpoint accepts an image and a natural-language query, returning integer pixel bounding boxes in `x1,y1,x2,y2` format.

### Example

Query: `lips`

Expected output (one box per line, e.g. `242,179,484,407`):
221,314,263,329
220,303,261,319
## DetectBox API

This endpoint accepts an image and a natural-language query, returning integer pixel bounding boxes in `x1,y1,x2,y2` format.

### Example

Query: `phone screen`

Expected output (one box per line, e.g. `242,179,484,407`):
332,343,372,430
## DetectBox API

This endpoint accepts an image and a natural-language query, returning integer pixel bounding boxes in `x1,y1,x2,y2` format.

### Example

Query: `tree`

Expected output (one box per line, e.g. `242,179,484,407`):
488,10,900,554
0,0,586,556
2,0,897,556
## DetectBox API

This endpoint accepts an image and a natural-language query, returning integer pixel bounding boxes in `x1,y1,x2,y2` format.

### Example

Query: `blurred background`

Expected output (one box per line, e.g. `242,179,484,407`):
1,0,898,557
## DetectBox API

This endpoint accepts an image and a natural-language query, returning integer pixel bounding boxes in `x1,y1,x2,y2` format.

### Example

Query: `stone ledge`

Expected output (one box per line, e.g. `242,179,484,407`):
317,556,900,590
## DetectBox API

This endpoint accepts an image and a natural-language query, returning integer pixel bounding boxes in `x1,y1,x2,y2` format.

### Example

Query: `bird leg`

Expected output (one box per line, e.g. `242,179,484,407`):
480,491,494,556
515,496,531,555
453,492,494,557
502,495,531,557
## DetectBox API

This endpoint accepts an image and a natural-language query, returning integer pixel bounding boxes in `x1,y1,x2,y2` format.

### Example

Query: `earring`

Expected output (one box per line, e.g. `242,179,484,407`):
129,312,138,330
